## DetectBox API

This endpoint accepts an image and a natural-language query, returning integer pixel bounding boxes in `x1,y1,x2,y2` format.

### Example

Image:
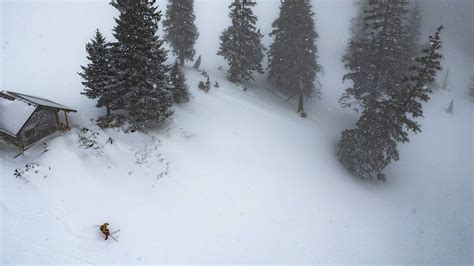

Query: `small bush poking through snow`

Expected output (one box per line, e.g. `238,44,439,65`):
77,127,104,156
199,81,209,93
13,163,50,183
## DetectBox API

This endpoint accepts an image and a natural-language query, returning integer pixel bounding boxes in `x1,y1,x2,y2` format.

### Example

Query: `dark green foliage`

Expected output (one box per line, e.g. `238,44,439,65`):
109,0,172,124
169,61,190,103
163,0,199,66
337,116,398,182
218,0,265,83
341,0,411,111
205,76,211,90
347,0,370,51
79,30,115,115
344,0,368,75
338,26,444,181
267,0,320,115
198,81,208,92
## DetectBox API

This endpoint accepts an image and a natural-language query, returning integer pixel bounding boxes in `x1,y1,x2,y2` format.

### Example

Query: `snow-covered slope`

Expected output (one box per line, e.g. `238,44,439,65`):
1,0,472,264
1,68,472,264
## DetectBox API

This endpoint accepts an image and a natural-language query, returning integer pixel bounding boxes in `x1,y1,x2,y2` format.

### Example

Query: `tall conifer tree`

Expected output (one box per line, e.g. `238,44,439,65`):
80,30,115,116
110,0,172,124
338,26,444,181
348,0,370,48
169,60,190,103
267,0,320,116
163,0,199,66
218,0,265,83
340,0,411,111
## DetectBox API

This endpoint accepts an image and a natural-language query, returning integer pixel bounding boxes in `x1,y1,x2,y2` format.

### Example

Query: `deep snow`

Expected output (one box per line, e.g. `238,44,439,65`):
1,0,473,264
1,67,472,263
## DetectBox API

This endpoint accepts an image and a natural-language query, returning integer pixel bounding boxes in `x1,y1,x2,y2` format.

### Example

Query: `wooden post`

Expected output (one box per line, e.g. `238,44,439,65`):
54,112,60,129
64,111,70,130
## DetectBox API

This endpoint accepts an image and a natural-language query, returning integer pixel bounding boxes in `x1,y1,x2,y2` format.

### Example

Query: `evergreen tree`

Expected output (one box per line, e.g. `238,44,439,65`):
217,0,265,83
79,30,115,116
467,75,474,98
110,0,172,124
193,55,202,70
445,100,454,114
347,0,370,50
169,60,190,103
343,0,369,77
340,0,411,111
205,76,211,91
163,0,199,66
267,0,320,116
338,26,444,181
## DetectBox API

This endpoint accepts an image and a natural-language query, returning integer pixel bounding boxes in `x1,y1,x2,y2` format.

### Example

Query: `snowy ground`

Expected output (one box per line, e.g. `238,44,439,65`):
1,0,473,264
1,68,472,264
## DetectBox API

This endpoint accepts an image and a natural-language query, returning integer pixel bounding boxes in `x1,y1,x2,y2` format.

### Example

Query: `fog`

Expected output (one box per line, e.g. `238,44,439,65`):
1,0,472,114
0,1,472,263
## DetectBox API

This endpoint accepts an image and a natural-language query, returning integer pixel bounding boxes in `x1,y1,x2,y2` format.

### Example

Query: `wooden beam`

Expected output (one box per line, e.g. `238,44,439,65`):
54,111,60,129
64,111,70,130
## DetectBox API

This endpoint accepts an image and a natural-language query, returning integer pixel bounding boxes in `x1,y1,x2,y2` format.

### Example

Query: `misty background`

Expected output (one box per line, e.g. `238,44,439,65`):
1,0,472,119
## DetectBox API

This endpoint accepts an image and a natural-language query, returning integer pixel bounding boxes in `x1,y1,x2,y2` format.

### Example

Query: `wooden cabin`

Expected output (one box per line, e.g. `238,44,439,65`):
0,90,76,150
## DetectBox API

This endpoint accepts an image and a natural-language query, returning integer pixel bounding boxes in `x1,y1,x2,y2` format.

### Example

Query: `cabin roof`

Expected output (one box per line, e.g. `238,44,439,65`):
0,97,37,136
0,90,76,136
1,90,76,112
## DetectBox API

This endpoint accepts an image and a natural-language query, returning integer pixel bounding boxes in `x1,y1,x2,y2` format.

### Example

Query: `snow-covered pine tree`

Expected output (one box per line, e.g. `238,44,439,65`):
79,30,116,116
446,100,454,114
110,0,172,124
163,0,199,66
343,0,370,83
198,81,207,92
217,0,265,83
337,26,444,181
340,0,411,110
267,0,320,116
169,60,190,103
467,75,474,98
345,0,370,56
205,76,211,91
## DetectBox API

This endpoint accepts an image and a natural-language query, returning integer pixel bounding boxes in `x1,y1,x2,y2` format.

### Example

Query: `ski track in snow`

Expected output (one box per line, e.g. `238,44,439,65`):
1,69,472,264
1,1,472,263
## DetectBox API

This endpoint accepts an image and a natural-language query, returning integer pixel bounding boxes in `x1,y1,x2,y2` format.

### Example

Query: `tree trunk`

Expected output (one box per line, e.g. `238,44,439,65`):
298,93,304,113
298,93,307,118
179,55,185,66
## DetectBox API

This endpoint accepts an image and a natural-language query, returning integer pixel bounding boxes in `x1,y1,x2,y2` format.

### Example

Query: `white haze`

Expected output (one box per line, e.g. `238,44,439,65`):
0,0,472,264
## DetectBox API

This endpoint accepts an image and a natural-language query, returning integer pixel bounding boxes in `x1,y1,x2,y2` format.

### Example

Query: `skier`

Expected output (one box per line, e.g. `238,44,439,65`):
100,223,110,240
